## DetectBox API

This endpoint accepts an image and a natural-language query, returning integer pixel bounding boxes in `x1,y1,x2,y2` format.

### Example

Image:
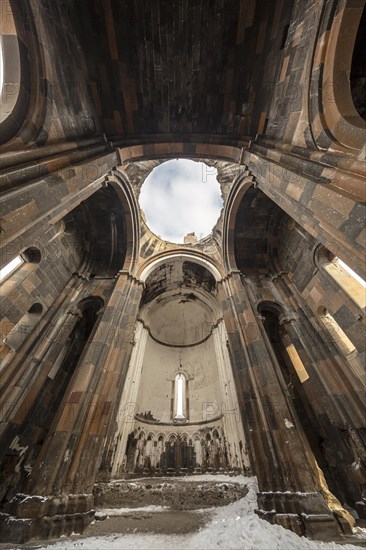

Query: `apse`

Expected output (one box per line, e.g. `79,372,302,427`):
110,257,249,477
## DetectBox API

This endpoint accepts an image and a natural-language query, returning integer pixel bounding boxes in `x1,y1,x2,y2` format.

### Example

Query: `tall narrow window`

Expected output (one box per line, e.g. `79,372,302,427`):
0,255,23,282
323,257,366,309
176,374,184,417
280,24,289,50
0,247,41,285
174,373,187,420
317,306,356,358
336,258,366,287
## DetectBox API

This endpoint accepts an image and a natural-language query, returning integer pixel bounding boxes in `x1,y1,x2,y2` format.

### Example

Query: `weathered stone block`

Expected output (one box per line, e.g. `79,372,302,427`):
300,513,341,541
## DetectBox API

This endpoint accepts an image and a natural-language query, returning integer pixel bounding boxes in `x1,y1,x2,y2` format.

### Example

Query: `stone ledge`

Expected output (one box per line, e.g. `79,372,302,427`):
0,510,94,544
93,478,248,509
300,513,343,540
256,491,343,540
4,493,93,519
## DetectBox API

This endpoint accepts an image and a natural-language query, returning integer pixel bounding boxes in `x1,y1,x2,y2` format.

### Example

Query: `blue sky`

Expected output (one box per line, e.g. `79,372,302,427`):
139,160,223,243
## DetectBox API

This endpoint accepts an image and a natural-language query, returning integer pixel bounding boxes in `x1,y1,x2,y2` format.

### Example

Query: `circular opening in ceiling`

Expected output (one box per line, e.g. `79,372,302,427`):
139,159,223,244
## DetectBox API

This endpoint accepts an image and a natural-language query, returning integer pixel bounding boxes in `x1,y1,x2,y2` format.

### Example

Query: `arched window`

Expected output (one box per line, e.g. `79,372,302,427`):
174,372,187,420
0,2,21,126
311,0,366,151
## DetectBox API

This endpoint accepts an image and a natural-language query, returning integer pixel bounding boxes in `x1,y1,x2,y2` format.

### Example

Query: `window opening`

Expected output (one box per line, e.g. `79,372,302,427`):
324,257,366,309
0,255,23,282
350,4,366,120
285,343,310,383
174,372,187,420
317,306,356,357
0,247,42,285
176,374,184,418
280,24,289,50
336,258,366,288
0,0,21,127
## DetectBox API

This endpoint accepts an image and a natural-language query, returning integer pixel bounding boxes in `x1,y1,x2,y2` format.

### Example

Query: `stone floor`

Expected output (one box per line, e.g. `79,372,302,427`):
0,477,365,549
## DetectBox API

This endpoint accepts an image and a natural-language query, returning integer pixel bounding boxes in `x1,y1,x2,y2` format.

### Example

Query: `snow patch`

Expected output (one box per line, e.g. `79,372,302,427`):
96,505,169,517
38,476,362,550
11,494,48,503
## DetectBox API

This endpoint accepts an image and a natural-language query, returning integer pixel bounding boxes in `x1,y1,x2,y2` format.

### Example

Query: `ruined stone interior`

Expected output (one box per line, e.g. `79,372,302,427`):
0,0,365,545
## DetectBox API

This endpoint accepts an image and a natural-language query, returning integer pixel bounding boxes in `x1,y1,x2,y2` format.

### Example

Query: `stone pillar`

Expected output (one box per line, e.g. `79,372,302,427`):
0,276,83,435
275,305,366,520
279,314,365,427
0,277,95,543
219,271,344,539
212,321,250,472
110,320,149,478
0,296,86,503
68,276,144,491
0,273,143,543
271,270,366,514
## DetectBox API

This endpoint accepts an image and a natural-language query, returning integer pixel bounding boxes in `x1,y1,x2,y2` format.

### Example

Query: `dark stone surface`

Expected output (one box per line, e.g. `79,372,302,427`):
93,479,248,510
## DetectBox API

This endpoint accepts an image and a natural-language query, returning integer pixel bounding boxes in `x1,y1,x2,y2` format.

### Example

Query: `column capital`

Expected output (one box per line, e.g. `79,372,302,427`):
66,308,83,320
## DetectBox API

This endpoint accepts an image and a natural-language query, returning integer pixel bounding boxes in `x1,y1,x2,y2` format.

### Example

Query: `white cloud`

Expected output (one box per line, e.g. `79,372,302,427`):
139,160,223,243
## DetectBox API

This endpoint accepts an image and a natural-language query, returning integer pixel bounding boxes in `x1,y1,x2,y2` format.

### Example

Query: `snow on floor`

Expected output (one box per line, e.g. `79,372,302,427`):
96,505,168,517
40,475,363,550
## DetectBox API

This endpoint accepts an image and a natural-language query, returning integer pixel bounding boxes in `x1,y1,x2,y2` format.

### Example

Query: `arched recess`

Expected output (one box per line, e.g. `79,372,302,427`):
0,245,41,285
351,2,366,120
62,172,139,277
275,218,365,358
0,0,45,146
137,250,224,283
105,170,140,274
309,0,366,154
258,302,365,512
0,0,21,126
222,172,256,271
223,180,284,275
0,295,104,504
110,253,249,478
